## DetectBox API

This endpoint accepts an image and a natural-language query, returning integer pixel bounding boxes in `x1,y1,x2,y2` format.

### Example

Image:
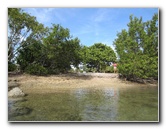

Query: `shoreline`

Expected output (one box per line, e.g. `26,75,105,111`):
8,73,158,95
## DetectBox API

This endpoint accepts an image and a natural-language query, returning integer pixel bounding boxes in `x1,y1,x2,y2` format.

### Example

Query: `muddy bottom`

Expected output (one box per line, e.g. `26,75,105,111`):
8,85,158,121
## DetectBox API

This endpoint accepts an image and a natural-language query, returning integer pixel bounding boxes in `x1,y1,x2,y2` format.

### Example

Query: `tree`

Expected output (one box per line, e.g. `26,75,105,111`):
17,23,82,75
81,43,116,72
113,14,158,81
42,24,81,74
8,8,47,62
16,38,46,72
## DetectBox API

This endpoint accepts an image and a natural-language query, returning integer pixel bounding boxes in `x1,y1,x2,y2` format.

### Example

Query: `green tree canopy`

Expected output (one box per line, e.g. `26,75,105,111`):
113,13,158,80
8,8,47,62
17,24,82,75
42,24,81,73
80,43,116,72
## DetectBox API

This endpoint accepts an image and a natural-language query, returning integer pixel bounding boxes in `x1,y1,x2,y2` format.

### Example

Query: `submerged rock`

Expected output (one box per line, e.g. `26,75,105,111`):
8,98,27,106
8,87,25,97
8,82,19,91
8,106,32,117
8,98,31,120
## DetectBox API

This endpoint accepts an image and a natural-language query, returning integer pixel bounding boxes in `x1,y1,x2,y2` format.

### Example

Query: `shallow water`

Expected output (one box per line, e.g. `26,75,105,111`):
8,85,158,121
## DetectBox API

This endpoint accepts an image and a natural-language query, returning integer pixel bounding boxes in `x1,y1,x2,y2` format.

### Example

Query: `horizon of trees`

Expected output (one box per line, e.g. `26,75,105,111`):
8,8,158,81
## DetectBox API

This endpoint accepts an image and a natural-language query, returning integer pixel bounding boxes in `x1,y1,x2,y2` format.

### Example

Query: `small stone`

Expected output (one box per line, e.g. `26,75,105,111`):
8,87,25,97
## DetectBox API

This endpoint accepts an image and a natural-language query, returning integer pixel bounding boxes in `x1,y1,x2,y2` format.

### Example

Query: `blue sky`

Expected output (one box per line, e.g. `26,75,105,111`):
23,8,158,50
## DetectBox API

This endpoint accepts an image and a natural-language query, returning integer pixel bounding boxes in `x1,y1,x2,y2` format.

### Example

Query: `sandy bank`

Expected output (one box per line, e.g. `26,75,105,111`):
8,73,157,94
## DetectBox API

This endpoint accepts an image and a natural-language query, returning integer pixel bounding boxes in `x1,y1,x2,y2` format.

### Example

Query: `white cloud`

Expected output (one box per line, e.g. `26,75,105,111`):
72,9,112,37
23,8,67,26
22,8,122,47
93,9,110,22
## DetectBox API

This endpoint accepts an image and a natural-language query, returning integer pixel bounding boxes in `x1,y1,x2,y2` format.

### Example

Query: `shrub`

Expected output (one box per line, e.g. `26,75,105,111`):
8,62,17,72
25,64,48,76
105,66,114,73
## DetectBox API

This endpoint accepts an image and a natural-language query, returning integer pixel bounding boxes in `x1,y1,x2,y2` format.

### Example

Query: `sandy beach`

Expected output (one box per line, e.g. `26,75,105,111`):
8,73,157,95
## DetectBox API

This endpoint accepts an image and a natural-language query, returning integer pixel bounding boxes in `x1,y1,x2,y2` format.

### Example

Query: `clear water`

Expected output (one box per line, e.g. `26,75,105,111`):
8,85,158,121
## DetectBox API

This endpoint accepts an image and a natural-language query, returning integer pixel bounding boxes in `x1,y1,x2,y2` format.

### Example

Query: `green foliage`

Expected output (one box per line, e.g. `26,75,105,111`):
8,62,17,72
9,8,117,75
8,8,47,62
11,8,158,80
80,43,116,72
114,14,158,80
25,64,48,76
105,66,114,73
17,23,81,75
17,39,46,71
43,24,81,74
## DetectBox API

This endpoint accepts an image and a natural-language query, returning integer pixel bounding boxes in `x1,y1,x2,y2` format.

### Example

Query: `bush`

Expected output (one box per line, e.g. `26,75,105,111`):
105,66,114,73
25,64,48,76
68,68,76,73
8,62,17,72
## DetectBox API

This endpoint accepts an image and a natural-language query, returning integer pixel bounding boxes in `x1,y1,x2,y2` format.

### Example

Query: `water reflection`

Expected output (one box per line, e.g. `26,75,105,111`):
8,86,158,121
74,88,88,99
74,88,119,121
103,88,119,98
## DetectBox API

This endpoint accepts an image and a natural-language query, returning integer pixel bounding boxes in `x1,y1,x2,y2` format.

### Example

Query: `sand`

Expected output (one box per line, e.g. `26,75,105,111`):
8,73,157,94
